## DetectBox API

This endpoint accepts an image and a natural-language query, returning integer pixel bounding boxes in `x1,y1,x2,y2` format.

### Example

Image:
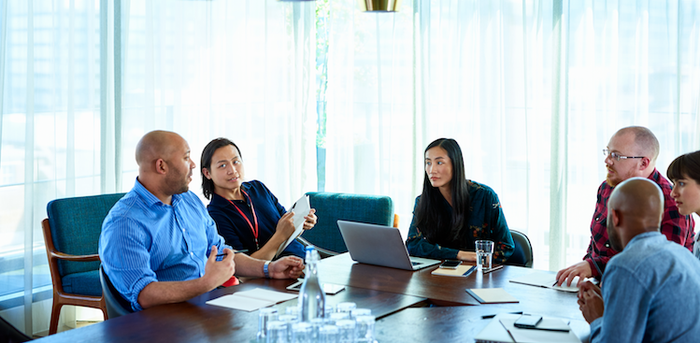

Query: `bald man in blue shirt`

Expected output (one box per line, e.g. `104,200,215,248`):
99,130,304,311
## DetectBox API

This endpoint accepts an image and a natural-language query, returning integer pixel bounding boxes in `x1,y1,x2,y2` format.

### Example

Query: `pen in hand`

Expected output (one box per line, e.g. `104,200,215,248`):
215,249,247,260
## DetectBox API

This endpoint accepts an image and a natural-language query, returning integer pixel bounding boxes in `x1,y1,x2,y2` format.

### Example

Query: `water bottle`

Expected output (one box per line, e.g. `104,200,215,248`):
298,246,325,322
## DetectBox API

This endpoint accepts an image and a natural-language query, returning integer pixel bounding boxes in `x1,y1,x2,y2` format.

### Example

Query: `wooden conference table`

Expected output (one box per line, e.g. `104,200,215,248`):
34,254,589,343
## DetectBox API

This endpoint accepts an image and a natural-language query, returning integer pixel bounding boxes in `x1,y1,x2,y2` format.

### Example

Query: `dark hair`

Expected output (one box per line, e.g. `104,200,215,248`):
667,150,700,186
200,138,242,200
414,138,471,242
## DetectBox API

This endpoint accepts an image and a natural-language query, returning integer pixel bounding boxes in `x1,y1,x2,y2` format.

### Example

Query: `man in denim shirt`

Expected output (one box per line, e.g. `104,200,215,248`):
578,178,700,342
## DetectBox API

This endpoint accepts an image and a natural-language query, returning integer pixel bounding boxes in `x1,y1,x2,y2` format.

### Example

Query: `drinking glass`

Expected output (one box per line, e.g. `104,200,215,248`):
336,302,357,315
258,307,279,342
277,314,297,342
351,308,372,319
328,312,350,325
266,321,289,343
285,306,300,321
355,315,375,343
318,325,340,343
291,322,313,343
336,319,357,343
475,240,494,271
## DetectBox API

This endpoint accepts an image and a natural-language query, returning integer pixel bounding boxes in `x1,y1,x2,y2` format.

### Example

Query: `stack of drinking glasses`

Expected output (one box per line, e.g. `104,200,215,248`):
257,247,377,342
256,302,377,343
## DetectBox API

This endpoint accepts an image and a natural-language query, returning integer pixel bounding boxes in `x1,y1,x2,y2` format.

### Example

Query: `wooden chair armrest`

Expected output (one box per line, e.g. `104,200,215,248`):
49,251,101,262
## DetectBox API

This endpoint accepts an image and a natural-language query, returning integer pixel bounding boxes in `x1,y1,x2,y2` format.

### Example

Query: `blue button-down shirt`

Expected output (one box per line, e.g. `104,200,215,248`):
99,178,230,311
590,231,700,342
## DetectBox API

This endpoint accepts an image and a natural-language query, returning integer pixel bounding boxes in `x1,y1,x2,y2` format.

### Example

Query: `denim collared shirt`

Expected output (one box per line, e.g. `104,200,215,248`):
99,178,230,311
590,231,700,342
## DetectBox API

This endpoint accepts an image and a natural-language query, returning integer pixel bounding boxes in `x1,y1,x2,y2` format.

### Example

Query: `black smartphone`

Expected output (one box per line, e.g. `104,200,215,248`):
439,260,461,269
514,315,543,329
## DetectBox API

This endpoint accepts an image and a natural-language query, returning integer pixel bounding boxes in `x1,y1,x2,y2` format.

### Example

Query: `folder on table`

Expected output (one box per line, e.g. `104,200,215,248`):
431,264,476,277
466,288,519,304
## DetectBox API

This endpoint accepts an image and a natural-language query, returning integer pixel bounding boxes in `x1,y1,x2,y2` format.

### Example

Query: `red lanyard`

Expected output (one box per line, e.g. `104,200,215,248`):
227,190,260,250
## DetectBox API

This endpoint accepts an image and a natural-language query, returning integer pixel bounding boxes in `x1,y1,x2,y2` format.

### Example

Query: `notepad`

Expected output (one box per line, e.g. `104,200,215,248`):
431,264,476,277
509,272,596,293
274,194,311,258
475,313,581,343
205,288,297,312
466,288,519,304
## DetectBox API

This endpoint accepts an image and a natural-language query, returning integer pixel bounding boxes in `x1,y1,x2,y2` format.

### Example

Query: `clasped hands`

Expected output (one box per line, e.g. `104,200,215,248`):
578,281,604,324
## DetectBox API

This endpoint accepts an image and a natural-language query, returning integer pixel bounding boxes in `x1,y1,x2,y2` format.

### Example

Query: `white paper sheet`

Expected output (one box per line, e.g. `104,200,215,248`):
205,288,297,312
475,314,582,343
509,272,595,293
274,194,311,258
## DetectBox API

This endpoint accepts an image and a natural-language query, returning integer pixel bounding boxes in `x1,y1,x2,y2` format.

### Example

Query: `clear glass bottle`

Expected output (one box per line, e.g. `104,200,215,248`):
298,246,325,322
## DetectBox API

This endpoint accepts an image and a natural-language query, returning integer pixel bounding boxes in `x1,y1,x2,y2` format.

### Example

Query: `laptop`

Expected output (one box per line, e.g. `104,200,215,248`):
337,220,441,271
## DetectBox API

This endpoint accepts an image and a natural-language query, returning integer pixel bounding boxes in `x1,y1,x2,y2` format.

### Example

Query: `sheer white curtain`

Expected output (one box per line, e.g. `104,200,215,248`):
0,0,316,335
323,0,700,270
322,0,417,227
120,0,317,207
0,0,109,334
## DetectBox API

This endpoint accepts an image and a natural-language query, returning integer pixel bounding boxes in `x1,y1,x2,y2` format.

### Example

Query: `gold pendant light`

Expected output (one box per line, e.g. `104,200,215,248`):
359,0,402,12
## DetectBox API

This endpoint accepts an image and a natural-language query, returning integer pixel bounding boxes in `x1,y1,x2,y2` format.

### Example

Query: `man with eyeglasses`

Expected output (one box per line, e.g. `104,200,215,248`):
555,126,695,287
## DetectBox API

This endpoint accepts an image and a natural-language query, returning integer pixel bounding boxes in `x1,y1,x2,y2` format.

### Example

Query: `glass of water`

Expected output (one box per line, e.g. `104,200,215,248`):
475,240,494,272
266,321,289,343
355,315,375,343
258,307,279,342
318,325,340,343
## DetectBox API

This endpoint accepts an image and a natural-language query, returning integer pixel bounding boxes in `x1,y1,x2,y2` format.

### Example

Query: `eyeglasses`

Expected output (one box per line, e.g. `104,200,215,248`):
602,148,645,161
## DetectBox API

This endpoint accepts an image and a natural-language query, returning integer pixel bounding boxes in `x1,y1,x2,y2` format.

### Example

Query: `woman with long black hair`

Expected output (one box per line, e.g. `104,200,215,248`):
406,138,514,263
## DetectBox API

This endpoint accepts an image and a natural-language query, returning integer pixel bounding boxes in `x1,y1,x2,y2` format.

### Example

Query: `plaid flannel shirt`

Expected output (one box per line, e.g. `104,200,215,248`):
584,168,695,278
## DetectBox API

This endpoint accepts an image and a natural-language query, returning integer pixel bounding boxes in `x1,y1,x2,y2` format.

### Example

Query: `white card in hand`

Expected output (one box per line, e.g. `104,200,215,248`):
274,194,311,258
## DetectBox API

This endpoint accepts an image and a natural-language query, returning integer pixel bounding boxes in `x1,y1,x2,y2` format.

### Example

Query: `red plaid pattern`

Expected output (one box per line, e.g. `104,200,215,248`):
584,169,695,278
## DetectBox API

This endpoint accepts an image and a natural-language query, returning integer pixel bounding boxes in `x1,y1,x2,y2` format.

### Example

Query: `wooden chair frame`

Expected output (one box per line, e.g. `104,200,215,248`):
42,218,107,335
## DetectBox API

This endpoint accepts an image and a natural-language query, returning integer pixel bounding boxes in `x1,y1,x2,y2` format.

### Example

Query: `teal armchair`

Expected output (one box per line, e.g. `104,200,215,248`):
41,193,125,334
300,192,396,256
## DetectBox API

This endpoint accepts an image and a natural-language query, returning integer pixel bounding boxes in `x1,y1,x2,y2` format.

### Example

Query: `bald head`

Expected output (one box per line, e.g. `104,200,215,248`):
136,130,185,171
614,126,660,163
134,130,194,204
607,177,664,250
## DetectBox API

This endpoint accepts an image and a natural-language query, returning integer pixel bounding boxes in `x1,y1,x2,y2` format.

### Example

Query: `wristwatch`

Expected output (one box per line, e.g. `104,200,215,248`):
263,261,270,278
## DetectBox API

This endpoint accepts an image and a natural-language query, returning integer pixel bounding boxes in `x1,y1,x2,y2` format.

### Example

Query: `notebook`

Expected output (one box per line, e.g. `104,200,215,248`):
466,288,519,304
337,220,441,271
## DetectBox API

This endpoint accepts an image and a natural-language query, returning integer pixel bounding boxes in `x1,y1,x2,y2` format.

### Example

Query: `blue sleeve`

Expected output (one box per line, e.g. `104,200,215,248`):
405,196,459,260
100,214,157,312
590,265,651,343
